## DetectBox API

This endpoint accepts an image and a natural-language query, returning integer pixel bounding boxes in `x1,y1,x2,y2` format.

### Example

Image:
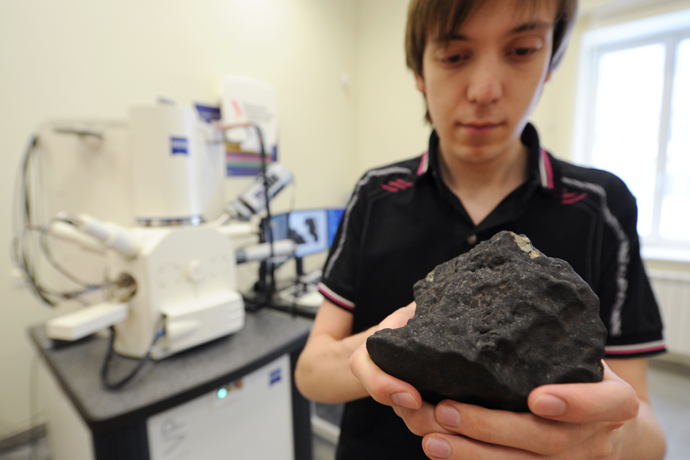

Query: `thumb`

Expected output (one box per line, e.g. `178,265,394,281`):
528,361,639,423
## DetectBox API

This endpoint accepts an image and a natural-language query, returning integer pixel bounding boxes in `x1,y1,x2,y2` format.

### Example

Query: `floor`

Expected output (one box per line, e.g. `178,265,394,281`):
645,358,690,459
1,358,688,460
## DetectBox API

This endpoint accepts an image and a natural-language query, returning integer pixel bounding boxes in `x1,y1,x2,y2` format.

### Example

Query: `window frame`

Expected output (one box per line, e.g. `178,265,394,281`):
574,8,690,262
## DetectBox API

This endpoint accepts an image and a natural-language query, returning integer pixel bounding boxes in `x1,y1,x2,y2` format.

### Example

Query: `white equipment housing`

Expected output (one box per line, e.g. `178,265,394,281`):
36,102,291,360
130,105,219,224
109,225,245,359
46,302,130,342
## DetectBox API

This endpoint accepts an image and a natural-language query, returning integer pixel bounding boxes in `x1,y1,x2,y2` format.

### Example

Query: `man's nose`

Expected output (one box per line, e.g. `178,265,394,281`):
466,56,503,105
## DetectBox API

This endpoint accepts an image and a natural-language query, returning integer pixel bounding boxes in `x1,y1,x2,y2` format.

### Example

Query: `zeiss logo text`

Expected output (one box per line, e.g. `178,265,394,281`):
170,137,189,155
269,369,281,386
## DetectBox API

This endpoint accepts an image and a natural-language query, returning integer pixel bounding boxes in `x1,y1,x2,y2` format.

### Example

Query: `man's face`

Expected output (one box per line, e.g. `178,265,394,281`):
415,0,556,166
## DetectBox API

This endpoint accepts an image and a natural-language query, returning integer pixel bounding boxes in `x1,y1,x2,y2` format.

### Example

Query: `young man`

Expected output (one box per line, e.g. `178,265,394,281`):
295,0,667,459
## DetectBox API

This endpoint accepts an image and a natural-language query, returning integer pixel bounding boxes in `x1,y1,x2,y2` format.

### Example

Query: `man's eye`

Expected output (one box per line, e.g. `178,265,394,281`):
442,54,466,64
508,44,542,59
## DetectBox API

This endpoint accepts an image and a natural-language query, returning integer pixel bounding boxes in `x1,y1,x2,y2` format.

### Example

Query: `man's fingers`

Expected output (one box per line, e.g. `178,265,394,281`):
528,361,640,423
349,342,422,410
431,400,600,456
378,302,416,330
422,424,622,460
423,433,524,460
394,401,454,437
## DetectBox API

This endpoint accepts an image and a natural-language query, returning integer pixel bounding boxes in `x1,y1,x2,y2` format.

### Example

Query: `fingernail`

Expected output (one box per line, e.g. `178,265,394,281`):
391,392,419,410
436,404,461,428
533,395,567,416
425,436,451,459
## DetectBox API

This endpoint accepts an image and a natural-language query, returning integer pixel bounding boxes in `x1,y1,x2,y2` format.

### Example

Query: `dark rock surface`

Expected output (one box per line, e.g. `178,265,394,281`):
367,231,607,412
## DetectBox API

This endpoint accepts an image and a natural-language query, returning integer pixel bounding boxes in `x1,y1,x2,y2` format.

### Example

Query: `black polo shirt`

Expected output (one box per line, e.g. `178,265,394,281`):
317,123,665,460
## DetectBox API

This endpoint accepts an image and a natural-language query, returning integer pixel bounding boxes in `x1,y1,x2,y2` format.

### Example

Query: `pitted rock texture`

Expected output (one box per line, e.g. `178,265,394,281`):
367,231,606,412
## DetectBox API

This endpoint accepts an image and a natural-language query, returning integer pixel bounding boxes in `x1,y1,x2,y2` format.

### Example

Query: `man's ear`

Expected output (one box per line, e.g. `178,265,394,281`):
414,73,426,94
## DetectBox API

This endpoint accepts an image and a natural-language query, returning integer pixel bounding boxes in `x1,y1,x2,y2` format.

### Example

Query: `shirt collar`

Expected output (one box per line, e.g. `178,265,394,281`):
418,122,558,193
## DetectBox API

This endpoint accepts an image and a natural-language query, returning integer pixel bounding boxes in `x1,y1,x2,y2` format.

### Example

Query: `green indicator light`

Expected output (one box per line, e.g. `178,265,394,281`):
217,388,228,399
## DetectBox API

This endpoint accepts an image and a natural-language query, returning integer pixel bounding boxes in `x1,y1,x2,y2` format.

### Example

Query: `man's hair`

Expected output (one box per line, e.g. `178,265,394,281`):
405,0,578,77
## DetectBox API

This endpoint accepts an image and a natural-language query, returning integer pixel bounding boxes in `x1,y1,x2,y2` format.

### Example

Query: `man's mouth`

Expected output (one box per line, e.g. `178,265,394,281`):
459,122,505,134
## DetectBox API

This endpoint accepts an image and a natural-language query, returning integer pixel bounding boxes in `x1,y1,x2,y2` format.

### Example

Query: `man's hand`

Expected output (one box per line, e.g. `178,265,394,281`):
350,302,422,409
351,341,643,459
295,300,419,404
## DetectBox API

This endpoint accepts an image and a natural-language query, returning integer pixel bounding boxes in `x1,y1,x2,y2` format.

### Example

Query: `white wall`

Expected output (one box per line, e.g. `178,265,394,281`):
0,0,358,436
354,0,431,173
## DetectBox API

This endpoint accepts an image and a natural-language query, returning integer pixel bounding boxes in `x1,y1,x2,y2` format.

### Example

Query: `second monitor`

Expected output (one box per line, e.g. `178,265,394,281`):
264,208,344,260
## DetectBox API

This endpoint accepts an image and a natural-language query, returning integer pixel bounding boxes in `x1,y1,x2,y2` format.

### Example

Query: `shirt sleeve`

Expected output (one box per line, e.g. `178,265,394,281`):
597,176,666,358
318,178,368,312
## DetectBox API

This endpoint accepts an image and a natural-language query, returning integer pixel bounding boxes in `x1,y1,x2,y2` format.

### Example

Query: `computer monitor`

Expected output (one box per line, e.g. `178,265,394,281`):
262,208,344,259
286,209,329,258
326,208,344,248
255,208,344,308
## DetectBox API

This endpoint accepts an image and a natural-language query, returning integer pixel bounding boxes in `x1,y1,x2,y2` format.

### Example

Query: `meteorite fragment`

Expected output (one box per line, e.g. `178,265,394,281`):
367,231,606,412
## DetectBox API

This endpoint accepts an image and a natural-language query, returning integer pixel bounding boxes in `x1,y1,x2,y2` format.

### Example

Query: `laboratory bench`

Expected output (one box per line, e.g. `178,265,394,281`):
29,309,312,460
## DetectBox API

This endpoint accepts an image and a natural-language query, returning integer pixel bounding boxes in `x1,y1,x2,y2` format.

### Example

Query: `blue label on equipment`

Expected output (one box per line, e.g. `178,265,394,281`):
194,104,221,123
269,369,281,386
170,137,189,155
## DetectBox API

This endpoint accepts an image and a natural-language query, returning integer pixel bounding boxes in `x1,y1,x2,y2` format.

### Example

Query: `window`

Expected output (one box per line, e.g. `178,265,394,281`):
575,9,690,260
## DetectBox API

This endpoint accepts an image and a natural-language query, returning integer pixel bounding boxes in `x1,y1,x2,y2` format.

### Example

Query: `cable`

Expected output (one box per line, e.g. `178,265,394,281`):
11,135,57,306
21,136,38,227
11,226,108,305
100,320,165,391
252,123,277,308
11,228,52,306
10,135,110,306
12,135,59,305
39,218,108,291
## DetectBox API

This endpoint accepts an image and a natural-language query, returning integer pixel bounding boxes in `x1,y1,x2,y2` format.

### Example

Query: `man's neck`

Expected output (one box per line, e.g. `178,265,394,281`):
438,142,530,226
